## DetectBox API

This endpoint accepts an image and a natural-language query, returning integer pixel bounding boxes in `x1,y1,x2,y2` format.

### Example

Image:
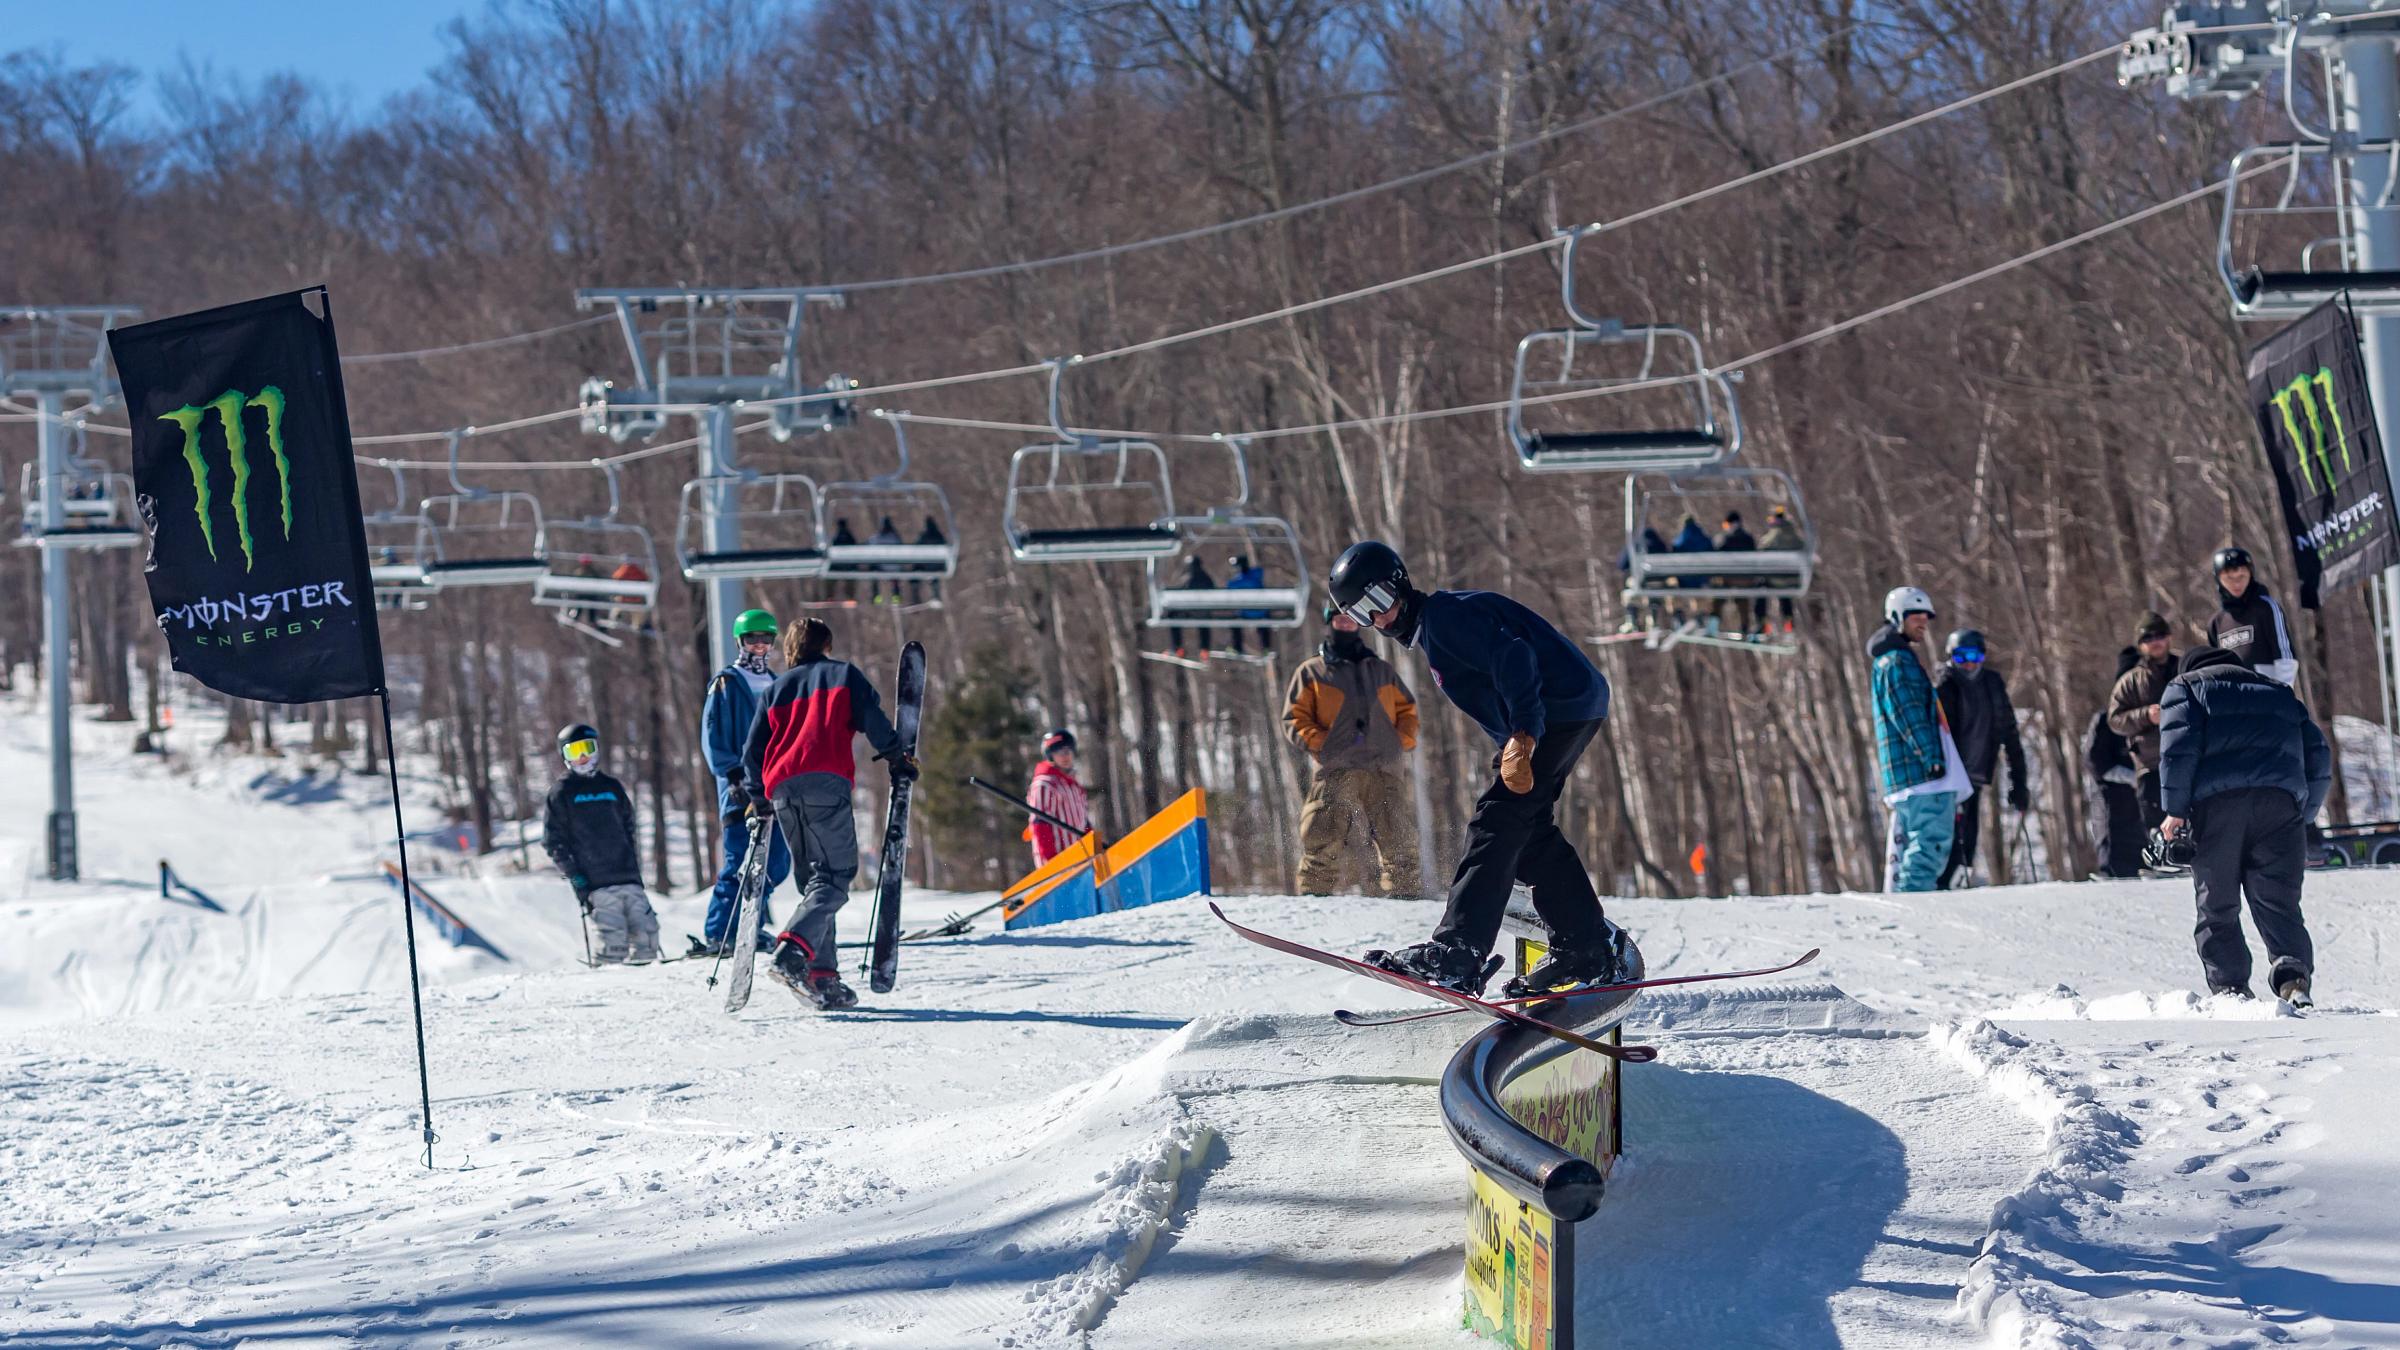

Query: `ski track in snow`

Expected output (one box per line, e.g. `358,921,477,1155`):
4,689,2400,1345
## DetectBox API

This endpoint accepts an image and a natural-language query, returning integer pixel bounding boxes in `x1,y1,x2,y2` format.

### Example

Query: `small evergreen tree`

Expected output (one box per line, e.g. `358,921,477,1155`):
921,645,1040,887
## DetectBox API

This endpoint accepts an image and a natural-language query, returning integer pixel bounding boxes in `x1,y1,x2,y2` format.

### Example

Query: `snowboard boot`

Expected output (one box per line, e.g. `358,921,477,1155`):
1500,937,1630,1001
2272,966,2313,1009
1362,939,1497,996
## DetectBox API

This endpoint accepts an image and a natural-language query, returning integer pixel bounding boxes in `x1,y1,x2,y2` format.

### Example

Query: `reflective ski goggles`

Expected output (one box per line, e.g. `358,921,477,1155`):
737,631,776,646
1337,580,1401,627
560,738,599,764
1949,650,1985,666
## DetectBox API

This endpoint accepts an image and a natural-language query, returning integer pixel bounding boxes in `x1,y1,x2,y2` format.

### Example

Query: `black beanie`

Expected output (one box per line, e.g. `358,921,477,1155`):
2180,645,2245,677
2136,612,2171,643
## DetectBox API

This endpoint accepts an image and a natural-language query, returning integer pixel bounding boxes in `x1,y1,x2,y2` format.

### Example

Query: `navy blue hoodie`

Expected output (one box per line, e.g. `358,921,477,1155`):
1407,590,1608,743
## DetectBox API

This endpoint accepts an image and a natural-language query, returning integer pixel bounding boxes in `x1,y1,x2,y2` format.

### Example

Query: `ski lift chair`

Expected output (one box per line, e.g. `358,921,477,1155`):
1143,436,1307,630
533,462,661,629
819,413,960,594
362,462,432,610
1507,227,1741,473
2220,140,2400,319
1004,357,1182,563
1621,468,1816,601
414,432,548,588
674,472,828,580
15,462,142,551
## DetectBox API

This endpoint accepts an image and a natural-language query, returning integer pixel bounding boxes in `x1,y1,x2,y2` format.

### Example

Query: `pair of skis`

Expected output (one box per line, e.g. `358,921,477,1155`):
721,640,925,1014
1209,903,1817,1062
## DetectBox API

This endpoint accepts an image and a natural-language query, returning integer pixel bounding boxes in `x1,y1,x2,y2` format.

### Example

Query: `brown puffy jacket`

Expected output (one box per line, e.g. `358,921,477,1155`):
2107,652,2177,769
1283,642,1418,772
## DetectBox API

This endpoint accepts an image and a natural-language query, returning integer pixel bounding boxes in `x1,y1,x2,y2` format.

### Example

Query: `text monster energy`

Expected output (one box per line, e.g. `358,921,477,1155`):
158,386,292,572
2269,367,2351,494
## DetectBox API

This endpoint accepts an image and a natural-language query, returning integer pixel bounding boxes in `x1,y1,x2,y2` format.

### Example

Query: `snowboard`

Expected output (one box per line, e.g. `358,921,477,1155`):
719,813,775,1014
864,640,926,995
1330,944,1820,1028
1209,903,1660,1063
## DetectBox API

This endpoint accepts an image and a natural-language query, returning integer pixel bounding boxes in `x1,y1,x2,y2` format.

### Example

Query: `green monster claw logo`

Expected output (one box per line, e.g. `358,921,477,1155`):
159,386,292,572
2269,366,2353,494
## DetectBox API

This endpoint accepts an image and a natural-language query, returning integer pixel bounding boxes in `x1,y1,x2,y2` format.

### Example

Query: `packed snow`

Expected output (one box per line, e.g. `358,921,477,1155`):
4,685,2398,1347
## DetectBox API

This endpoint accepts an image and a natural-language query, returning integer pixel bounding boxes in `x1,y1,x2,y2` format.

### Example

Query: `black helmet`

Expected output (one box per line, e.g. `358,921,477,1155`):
557,722,599,748
1944,628,1986,657
2212,545,2252,575
1041,728,1076,755
1328,540,1409,624
557,723,600,770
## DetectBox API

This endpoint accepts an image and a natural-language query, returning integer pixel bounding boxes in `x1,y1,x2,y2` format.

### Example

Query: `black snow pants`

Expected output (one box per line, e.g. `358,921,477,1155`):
1939,789,1987,889
2189,786,2314,992
2098,782,2145,879
1431,718,1607,960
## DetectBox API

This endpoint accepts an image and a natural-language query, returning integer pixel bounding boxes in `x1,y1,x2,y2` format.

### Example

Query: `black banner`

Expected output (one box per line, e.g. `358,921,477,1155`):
108,289,384,703
2248,297,2400,608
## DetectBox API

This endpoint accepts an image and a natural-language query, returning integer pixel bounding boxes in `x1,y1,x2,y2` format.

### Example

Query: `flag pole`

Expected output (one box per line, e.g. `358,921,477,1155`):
380,690,438,1169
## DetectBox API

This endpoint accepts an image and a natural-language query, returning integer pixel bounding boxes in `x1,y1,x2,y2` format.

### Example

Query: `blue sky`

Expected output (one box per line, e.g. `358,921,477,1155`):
4,1,485,119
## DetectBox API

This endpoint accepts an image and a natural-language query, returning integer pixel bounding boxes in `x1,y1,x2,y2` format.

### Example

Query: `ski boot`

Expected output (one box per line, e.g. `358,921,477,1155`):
686,934,728,960
2273,966,2313,1009
1501,933,1631,1001
1361,939,1499,996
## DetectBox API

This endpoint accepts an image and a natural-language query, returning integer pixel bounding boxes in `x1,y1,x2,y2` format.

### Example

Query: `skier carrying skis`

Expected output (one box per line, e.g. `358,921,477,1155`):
1870,587,1968,892
697,608,792,957
1327,540,1617,997
542,724,661,964
2157,645,2330,1002
2205,546,2300,686
1025,728,1093,866
738,617,916,1009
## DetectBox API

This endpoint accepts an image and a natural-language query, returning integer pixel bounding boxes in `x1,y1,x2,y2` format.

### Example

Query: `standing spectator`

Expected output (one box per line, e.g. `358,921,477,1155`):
738,618,914,1009
694,608,791,957
2085,647,2145,880
2158,646,2331,1003
2205,546,2300,685
1870,586,1967,892
1756,505,1805,638
2108,613,2178,838
1712,511,1758,637
1934,628,2030,888
1025,728,1093,866
543,723,661,964
1284,607,1423,897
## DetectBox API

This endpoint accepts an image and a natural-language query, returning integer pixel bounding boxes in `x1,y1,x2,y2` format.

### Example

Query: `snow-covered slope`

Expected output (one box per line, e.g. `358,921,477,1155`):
4,689,2399,1347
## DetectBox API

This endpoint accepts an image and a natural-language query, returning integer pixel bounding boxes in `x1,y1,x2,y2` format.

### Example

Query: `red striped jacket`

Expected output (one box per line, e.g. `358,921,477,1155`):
739,657,900,799
1025,761,1091,864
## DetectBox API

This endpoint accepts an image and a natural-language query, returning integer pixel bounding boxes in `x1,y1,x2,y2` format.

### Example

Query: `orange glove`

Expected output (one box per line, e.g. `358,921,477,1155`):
1499,732,1537,794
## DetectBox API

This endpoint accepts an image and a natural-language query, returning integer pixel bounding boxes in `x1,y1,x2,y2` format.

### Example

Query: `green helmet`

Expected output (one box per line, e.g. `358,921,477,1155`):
734,608,779,639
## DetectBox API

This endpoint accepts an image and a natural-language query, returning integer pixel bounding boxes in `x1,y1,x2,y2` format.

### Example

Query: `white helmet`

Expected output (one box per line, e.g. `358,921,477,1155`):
1883,586,1935,624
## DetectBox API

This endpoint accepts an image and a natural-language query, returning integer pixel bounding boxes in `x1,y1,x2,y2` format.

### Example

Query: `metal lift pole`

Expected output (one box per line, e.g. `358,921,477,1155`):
701,402,741,673
2339,35,2400,726
37,390,76,879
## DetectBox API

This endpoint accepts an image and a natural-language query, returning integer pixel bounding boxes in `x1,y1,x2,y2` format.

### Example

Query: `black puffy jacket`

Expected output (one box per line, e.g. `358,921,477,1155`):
542,770,644,892
2157,663,2331,818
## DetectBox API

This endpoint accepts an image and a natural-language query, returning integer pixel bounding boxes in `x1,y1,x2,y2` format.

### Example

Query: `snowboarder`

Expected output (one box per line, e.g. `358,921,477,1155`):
697,608,792,956
2205,546,2300,686
2107,613,2178,837
738,617,916,1009
1025,728,1093,866
1870,586,1967,892
2085,646,2145,880
1934,628,2030,888
2157,645,2330,1002
542,724,661,964
1327,540,1616,997
1284,606,1422,897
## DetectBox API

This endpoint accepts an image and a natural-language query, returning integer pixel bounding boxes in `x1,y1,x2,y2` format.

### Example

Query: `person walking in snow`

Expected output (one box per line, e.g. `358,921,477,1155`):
2205,546,2300,686
1025,728,1094,866
2108,613,2178,838
2086,646,2146,880
739,617,916,1009
1934,628,2030,888
696,608,792,956
2157,646,2330,1003
543,723,661,964
1328,540,1617,997
1284,606,1422,898
1870,586,1968,892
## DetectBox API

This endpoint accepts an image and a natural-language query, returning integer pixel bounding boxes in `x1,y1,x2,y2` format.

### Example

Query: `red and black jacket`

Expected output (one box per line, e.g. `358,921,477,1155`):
739,656,901,799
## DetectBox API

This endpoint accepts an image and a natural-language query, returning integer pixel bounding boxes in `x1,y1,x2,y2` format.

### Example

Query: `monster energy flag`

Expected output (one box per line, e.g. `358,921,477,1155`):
2248,297,2400,609
108,289,385,703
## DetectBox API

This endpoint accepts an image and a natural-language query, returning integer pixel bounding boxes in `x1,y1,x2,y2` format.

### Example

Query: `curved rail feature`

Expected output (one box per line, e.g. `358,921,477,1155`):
1445,929,1644,1350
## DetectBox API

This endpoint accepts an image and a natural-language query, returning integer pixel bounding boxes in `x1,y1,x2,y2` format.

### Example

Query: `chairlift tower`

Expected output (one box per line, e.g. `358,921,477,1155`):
2,305,140,881
2121,3,2400,714
575,287,853,671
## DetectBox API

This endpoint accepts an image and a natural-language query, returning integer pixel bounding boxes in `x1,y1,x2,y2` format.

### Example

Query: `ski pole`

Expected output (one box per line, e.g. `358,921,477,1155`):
576,893,594,967
966,775,1087,837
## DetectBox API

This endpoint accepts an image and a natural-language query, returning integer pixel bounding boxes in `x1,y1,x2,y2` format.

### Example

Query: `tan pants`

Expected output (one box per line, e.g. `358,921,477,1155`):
1296,767,1422,897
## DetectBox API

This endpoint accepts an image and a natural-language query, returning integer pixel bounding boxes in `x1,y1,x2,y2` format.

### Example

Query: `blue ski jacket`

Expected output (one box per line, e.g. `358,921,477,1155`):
1409,590,1608,744
702,664,767,815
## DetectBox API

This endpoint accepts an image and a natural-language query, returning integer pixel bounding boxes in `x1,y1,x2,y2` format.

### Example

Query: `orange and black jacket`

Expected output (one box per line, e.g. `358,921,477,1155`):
1283,640,1419,772
739,656,901,800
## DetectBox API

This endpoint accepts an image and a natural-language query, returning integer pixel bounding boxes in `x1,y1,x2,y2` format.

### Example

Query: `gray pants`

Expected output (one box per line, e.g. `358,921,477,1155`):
772,775,860,975
587,883,660,962
2190,786,2313,991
